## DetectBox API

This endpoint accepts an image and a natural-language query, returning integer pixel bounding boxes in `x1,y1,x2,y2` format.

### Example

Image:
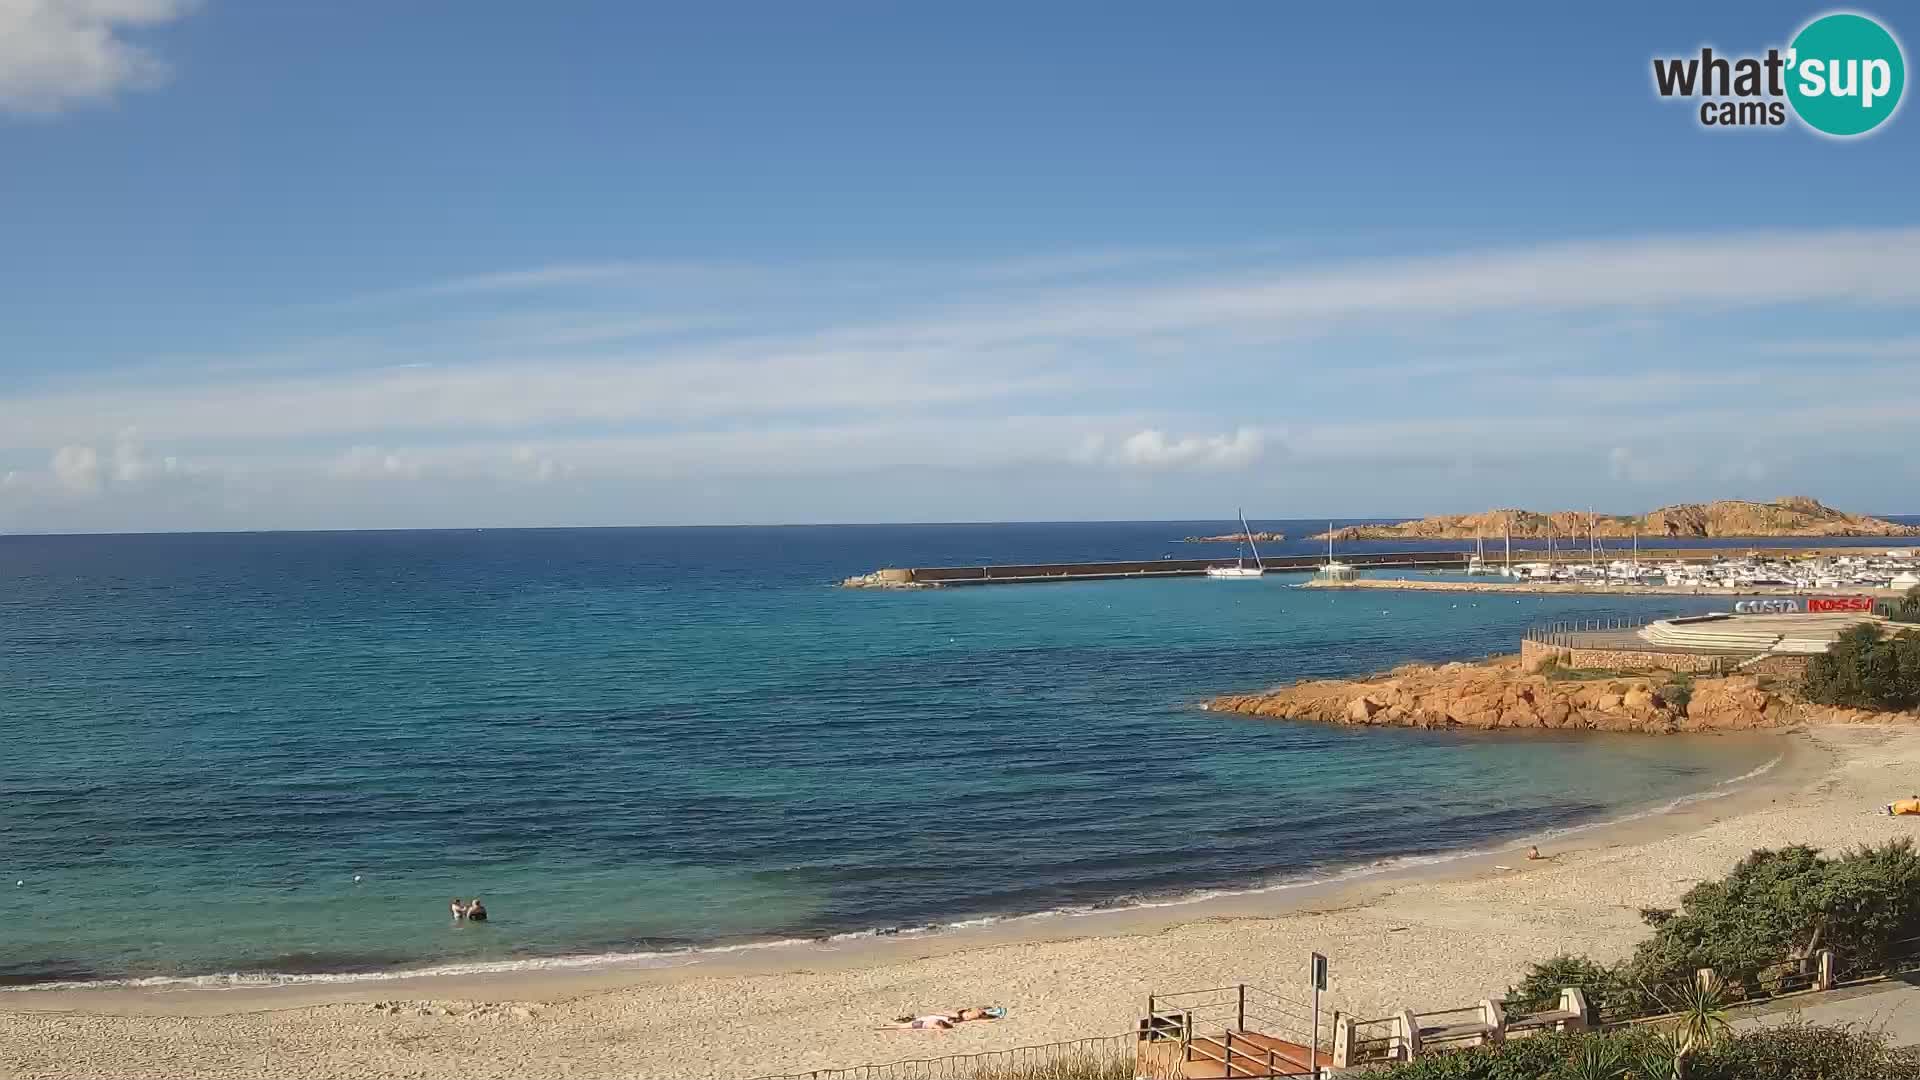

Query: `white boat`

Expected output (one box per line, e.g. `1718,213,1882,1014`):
1205,508,1266,579
1465,532,1494,575
1316,522,1357,581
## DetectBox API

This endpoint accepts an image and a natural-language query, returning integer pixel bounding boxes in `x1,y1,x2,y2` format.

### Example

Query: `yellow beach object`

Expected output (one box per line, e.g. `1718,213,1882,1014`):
1892,799,1920,816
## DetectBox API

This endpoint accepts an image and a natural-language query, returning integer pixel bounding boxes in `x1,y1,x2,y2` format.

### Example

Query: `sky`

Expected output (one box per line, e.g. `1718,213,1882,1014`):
2,1,1917,533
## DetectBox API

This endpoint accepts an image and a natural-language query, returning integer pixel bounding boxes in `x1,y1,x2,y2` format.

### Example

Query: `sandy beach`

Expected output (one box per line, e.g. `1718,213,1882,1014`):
6,724,1920,1080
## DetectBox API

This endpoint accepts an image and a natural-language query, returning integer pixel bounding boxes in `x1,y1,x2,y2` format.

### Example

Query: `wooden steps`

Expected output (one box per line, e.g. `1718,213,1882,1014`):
1179,1030,1319,1077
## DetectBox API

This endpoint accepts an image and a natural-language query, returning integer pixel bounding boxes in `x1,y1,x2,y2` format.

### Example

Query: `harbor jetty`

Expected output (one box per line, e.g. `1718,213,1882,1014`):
841,551,1470,588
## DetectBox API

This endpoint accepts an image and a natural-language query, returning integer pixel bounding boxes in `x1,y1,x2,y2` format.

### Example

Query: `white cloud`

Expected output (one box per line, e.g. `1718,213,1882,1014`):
1606,445,1675,485
331,446,422,479
1075,426,1267,470
0,0,199,116
50,444,101,492
8,228,1920,454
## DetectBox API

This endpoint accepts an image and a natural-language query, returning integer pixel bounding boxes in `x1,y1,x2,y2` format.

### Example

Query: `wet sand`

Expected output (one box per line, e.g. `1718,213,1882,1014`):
8,726,1920,1079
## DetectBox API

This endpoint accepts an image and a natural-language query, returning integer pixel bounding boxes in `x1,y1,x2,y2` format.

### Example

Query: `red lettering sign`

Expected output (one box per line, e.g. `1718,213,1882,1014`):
1809,596,1875,613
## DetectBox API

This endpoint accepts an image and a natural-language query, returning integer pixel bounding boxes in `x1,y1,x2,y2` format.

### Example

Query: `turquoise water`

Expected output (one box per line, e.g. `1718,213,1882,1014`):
0,523,1808,987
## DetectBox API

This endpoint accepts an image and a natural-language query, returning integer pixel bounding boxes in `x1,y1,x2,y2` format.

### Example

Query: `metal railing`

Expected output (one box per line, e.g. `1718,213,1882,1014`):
1144,983,1324,1077
1145,983,1321,1044
750,1033,1135,1080
1523,616,1658,647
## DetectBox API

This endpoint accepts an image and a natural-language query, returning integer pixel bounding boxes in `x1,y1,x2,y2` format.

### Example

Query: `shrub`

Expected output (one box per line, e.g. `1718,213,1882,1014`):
1509,954,1633,1024
1369,1025,1918,1080
1690,1022,1920,1080
1800,623,1920,711
1622,840,1920,993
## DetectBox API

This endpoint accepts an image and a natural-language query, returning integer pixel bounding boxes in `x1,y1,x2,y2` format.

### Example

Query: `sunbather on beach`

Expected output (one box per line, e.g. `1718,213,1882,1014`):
884,1015,957,1030
885,1006,1003,1029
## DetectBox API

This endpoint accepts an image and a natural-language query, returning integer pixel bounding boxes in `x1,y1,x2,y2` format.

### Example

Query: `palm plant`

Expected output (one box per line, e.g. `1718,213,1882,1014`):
1564,1039,1626,1080
1628,1032,1678,1080
1666,973,1731,1078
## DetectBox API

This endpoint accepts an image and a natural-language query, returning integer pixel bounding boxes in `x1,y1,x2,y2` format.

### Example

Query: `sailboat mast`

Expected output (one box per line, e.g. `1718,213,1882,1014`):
1240,508,1265,569
1504,513,1512,572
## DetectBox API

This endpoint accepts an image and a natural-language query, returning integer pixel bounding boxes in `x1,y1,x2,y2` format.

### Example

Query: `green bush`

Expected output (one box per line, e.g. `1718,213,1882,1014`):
1625,841,1920,993
1687,1022,1920,1080
1800,623,1920,711
1659,673,1693,713
1369,1025,1918,1080
1508,955,1633,1024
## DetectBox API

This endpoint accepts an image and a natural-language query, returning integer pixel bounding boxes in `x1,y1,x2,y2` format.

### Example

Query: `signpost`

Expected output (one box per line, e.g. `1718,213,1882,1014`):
1311,952,1328,1074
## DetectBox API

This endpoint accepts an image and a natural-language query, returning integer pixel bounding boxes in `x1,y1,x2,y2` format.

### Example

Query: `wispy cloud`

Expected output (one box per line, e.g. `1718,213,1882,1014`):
0,0,199,116
7,227,1920,529
1073,427,1269,470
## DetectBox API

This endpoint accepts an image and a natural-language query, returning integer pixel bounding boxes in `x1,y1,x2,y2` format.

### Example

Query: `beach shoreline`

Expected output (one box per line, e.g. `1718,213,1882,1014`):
18,723,1920,1079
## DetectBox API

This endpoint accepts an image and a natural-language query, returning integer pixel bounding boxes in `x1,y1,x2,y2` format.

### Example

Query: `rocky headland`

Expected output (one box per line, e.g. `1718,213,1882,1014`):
1313,497,1920,542
1205,656,1905,735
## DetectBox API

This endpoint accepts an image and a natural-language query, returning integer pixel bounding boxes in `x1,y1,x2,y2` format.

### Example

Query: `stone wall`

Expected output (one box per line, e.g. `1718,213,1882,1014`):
1739,654,1814,679
1520,638,1732,674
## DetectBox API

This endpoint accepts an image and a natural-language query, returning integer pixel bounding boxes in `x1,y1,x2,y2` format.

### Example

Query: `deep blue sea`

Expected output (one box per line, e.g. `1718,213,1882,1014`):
3,520,1908,988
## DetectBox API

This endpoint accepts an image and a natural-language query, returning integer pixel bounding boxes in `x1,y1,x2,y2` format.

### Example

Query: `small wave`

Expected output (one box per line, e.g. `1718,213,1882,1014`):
0,937,823,993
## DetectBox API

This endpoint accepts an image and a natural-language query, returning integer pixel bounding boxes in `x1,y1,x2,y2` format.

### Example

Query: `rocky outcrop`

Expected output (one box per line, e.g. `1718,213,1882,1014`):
1205,656,1910,734
1314,497,1920,542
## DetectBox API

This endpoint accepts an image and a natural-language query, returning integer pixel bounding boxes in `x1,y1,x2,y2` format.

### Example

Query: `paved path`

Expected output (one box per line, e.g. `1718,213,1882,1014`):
1737,977,1920,1046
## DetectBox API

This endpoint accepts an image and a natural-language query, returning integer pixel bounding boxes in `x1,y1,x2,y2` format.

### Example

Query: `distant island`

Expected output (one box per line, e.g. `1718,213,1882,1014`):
1311,497,1920,541
1183,530,1287,543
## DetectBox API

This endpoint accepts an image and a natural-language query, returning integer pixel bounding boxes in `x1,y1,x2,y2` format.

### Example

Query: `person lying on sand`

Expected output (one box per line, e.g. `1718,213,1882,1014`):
883,1015,958,1030
884,1006,1004,1029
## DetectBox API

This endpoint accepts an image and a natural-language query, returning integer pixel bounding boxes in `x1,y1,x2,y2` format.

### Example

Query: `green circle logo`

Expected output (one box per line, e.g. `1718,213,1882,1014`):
1787,12,1906,136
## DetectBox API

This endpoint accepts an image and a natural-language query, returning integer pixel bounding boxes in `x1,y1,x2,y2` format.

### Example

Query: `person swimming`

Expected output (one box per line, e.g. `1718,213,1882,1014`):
465,898,488,922
450,898,469,920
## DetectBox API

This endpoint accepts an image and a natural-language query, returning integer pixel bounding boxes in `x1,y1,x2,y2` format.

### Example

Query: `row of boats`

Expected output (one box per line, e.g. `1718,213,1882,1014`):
1207,512,1920,591
1465,535,1920,590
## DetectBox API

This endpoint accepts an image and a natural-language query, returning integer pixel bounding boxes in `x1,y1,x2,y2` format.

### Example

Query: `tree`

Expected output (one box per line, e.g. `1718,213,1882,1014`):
1625,841,1920,993
1801,624,1920,711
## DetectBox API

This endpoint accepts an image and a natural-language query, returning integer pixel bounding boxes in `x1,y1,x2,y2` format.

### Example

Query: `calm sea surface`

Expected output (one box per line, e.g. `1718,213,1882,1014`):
3,521,1907,987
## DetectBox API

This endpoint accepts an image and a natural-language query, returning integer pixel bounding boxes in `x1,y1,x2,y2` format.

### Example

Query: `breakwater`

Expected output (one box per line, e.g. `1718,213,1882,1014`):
841,551,1471,588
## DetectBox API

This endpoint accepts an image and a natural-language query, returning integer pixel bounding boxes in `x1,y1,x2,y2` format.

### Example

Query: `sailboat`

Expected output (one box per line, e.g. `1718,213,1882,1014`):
1316,522,1357,581
1206,509,1267,578
1465,531,1494,575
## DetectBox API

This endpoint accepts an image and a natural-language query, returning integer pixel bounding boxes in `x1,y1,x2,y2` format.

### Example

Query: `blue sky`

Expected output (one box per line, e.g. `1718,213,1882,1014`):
2,1,1917,532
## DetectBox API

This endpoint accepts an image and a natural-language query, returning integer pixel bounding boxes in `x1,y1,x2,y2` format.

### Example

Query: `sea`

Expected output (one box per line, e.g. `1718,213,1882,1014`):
2,520,1911,989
